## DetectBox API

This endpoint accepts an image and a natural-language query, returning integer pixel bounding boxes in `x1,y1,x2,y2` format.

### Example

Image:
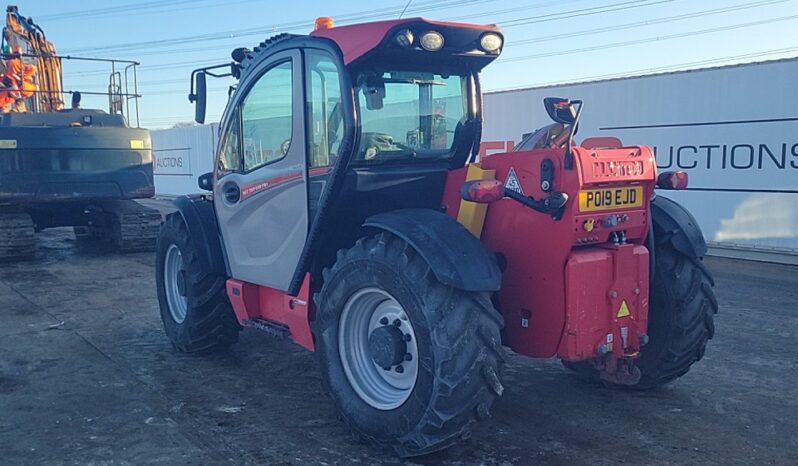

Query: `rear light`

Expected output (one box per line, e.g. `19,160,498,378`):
656,171,689,190
461,180,504,203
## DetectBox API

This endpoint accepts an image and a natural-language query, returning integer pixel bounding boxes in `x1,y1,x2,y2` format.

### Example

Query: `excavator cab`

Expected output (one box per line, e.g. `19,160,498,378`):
0,5,158,260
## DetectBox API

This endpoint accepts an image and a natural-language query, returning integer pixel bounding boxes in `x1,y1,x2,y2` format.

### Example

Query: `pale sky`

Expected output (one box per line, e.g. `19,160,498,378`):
19,0,798,128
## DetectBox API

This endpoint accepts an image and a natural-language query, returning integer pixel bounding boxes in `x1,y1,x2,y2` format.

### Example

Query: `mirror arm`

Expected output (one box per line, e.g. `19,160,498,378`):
564,100,583,170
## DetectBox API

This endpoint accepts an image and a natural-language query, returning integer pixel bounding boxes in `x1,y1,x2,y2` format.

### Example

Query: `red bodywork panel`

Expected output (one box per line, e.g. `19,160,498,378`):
443,145,657,359
310,17,499,65
227,274,315,351
561,245,649,360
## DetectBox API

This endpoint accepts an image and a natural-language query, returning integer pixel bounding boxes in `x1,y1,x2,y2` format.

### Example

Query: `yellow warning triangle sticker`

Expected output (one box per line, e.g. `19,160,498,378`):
617,300,631,318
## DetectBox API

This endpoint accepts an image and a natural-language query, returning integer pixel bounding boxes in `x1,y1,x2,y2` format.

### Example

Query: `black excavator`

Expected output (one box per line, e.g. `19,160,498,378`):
0,5,159,260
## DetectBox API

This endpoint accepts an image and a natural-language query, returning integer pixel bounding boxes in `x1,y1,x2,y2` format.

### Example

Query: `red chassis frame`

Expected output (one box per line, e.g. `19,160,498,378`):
224,144,657,363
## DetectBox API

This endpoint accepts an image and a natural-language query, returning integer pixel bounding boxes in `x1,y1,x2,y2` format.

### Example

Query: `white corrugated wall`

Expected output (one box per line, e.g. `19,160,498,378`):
152,123,219,196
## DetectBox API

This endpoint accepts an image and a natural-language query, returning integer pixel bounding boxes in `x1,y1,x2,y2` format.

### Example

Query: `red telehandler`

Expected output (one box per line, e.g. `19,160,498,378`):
155,17,718,457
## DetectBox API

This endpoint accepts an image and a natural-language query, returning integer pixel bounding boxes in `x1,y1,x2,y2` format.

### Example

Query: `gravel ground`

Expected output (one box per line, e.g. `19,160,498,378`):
1,211,796,465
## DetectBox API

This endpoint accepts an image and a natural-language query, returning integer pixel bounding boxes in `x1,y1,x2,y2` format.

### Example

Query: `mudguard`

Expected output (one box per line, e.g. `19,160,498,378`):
364,208,501,292
651,195,707,259
173,194,227,275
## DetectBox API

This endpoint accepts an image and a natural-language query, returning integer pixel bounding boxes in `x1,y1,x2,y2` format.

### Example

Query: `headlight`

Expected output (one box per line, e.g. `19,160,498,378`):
419,31,444,51
395,29,414,48
479,33,503,53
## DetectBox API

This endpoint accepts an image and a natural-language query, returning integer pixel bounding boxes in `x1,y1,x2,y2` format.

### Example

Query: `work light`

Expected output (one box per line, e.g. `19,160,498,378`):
419,31,444,51
395,29,414,48
479,33,503,53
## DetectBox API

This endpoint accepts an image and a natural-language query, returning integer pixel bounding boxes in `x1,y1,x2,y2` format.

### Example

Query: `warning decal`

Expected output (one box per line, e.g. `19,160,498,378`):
505,167,524,195
617,300,631,318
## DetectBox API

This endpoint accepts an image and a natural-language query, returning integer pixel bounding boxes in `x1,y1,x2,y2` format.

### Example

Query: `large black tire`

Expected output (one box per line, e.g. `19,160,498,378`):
314,232,505,457
156,213,240,352
563,239,718,389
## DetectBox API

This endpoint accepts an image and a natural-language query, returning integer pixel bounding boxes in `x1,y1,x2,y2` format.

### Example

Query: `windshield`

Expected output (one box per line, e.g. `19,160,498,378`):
354,71,468,164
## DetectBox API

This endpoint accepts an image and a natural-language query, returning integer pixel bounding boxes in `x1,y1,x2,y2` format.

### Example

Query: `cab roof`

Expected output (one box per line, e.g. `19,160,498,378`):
310,17,502,66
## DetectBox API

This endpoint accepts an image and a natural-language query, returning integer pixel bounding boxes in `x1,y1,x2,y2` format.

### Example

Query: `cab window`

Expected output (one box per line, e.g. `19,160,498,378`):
305,50,343,168
354,71,467,164
241,60,293,172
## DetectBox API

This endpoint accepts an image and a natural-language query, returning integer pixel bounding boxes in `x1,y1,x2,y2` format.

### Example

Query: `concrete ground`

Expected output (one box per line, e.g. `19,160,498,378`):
1,213,796,465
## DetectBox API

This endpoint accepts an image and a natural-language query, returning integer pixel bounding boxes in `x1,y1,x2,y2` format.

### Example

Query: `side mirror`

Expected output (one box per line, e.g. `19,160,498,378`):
543,97,577,125
189,71,207,124
197,172,213,192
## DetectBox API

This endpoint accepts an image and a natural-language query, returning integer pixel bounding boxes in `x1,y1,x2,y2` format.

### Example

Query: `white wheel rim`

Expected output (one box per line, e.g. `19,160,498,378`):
338,288,419,410
164,244,188,324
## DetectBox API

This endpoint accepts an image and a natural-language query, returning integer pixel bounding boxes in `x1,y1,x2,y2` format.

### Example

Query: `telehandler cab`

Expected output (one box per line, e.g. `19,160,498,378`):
156,17,717,457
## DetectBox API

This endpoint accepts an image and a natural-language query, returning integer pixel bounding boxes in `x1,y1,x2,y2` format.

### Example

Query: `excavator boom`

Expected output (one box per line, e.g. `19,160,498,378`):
3,5,63,112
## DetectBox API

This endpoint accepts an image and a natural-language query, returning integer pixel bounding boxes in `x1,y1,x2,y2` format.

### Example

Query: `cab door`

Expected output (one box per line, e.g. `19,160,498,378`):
213,50,307,291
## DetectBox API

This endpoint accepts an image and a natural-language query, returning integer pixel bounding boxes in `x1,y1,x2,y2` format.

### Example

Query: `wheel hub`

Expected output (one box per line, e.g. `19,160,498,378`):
368,325,407,369
338,288,419,410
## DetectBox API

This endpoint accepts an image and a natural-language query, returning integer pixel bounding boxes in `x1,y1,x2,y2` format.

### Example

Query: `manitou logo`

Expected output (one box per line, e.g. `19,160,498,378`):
592,160,645,178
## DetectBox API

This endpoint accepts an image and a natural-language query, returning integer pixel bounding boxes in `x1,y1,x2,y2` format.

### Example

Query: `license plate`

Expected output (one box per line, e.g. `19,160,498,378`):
578,186,643,212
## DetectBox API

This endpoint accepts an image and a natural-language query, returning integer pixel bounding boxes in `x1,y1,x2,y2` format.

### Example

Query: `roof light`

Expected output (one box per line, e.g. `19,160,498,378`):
479,33,503,53
460,180,505,204
419,31,444,51
657,171,689,190
395,29,414,48
314,17,334,31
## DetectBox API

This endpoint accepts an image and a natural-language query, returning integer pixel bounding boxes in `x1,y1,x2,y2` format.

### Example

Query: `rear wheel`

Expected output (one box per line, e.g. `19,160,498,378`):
563,238,718,389
314,232,505,457
156,213,240,352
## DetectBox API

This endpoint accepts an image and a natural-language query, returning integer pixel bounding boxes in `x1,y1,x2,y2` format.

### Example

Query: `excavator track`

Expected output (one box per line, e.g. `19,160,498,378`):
74,200,161,253
0,210,35,261
106,200,162,253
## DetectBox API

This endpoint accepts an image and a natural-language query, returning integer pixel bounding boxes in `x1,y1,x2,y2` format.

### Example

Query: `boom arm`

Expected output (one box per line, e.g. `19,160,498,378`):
3,5,63,111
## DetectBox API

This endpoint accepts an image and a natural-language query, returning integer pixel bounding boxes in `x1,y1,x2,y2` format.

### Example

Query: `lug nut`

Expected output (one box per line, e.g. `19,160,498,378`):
404,334,412,342
404,353,413,361
382,366,391,371
379,317,389,325
393,319,401,327
395,365,404,373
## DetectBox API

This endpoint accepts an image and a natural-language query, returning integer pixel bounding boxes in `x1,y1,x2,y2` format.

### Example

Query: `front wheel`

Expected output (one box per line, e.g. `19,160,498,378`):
314,232,505,457
155,213,240,352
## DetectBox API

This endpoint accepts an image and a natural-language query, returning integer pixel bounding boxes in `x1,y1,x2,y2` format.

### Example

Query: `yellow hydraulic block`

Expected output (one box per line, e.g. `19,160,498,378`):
457,163,496,238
